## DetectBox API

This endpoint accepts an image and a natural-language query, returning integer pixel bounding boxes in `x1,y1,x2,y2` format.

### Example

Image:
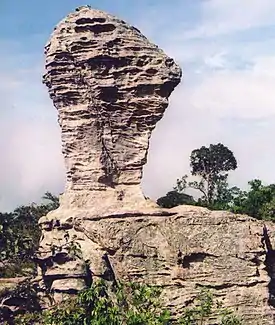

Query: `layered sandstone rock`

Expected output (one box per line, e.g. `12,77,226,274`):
39,205,275,324
38,6,275,324
43,5,181,214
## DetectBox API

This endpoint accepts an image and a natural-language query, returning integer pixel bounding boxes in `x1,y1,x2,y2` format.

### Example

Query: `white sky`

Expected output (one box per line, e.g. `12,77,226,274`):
1,0,275,210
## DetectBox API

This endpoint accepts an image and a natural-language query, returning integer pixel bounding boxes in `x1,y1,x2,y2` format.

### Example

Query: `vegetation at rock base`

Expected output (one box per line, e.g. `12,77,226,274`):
156,190,195,208
0,192,59,278
157,142,275,221
0,279,42,323
5,281,241,325
1,142,275,281
179,288,242,325
0,191,243,324
158,143,238,209
0,141,274,324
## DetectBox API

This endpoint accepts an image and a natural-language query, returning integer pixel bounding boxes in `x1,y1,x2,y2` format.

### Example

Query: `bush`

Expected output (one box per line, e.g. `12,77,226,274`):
0,193,59,278
11,282,242,325
13,280,170,325
179,288,242,325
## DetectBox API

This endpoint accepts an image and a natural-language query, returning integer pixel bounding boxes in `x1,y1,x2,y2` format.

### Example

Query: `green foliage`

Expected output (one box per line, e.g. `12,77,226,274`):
174,175,188,193
14,280,171,325
167,174,275,221
12,282,242,325
189,143,237,205
157,191,195,208
157,175,195,208
0,192,59,278
259,197,275,220
230,179,275,220
0,279,42,324
179,288,242,325
0,260,36,278
156,143,275,222
206,182,242,211
10,312,41,325
157,143,239,211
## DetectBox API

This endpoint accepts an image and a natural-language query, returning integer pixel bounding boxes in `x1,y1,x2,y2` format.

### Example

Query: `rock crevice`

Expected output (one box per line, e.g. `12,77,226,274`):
37,6,275,324
43,5,181,213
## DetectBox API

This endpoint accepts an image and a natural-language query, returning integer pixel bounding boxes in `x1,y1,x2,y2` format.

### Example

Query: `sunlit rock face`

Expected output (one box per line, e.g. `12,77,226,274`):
43,5,181,214
38,7,275,325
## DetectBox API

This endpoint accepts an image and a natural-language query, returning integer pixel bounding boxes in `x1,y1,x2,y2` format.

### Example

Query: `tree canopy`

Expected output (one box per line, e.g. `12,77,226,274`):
189,143,237,205
0,192,59,278
157,142,275,221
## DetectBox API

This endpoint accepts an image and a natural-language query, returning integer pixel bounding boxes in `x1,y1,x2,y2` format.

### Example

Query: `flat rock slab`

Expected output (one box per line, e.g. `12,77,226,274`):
39,205,275,324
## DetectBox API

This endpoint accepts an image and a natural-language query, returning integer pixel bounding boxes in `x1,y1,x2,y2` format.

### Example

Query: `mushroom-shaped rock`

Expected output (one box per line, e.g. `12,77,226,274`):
36,9,275,323
43,6,181,214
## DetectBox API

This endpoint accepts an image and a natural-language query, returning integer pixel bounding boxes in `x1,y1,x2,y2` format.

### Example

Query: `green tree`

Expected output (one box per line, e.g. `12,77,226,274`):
156,144,238,210
157,191,195,208
0,192,59,277
231,179,275,220
260,197,275,220
157,176,195,208
189,143,237,206
209,181,242,211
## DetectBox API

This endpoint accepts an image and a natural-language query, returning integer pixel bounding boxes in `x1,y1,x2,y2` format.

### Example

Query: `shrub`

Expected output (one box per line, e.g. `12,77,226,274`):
11,282,242,325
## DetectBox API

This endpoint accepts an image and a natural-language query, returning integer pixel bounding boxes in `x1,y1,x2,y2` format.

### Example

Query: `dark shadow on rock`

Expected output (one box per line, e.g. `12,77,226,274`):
262,225,275,307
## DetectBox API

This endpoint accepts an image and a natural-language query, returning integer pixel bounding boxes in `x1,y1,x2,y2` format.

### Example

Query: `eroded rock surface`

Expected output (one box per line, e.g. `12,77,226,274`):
38,6,275,324
39,205,275,324
43,5,181,213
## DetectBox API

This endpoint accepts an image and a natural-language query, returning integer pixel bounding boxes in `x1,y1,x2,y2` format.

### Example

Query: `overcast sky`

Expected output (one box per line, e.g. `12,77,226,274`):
1,0,275,211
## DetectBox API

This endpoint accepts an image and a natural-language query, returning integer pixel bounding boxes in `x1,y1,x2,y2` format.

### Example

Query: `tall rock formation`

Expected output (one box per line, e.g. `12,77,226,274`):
38,6,275,324
43,5,181,214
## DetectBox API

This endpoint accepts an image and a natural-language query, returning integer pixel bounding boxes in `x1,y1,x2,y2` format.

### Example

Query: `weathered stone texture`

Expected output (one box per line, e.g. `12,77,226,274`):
39,205,275,324
43,5,181,213
38,6,275,324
